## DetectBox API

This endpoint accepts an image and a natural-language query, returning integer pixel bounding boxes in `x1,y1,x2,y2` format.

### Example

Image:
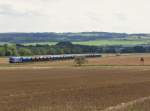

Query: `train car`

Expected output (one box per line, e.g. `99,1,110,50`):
9,53,101,63
9,57,23,63
9,57,32,63
22,57,32,63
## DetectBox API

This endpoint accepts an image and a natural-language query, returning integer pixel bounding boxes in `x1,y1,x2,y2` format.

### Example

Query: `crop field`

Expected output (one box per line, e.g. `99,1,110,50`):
22,39,150,46
0,54,150,111
73,39,150,46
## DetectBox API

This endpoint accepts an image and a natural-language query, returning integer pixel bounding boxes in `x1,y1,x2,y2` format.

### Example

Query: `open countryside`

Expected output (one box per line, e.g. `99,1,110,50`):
1,0,150,110
1,32,150,46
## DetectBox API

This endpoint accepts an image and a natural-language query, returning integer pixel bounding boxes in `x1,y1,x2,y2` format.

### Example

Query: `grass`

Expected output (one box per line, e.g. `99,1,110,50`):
22,39,150,46
73,39,150,46
125,99,150,111
23,42,57,46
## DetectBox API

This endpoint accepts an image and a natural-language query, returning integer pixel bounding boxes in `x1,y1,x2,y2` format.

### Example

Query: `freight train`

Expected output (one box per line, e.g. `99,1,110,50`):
9,53,101,63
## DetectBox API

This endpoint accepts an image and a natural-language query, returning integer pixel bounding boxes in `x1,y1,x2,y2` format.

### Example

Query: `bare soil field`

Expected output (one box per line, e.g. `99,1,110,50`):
0,67,150,111
0,54,150,111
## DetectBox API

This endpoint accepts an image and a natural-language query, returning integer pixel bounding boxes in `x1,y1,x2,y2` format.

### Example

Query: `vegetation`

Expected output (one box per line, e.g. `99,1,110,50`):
0,44,18,56
123,99,150,111
103,96,150,111
74,39,150,46
1,41,150,56
23,39,150,46
74,56,88,66
17,48,32,56
0,32,150,44
0,32,128,43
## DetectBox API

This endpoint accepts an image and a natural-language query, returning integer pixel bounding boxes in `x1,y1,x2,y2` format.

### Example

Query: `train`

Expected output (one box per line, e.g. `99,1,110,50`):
9,53,101,63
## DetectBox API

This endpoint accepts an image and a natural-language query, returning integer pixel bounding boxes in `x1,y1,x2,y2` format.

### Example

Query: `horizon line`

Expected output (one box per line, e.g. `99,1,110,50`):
0,31,149,34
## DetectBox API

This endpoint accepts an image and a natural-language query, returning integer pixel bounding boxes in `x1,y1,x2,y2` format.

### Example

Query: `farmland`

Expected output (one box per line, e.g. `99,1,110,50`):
22,39,150,46
0,54,150,111
74,39,150,46
1,32,150,46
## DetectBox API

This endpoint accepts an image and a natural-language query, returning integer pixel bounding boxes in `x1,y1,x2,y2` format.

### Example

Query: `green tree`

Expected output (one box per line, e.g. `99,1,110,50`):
3,44,18,56
10,45,18,56
0,47,5,56
18,48,32,56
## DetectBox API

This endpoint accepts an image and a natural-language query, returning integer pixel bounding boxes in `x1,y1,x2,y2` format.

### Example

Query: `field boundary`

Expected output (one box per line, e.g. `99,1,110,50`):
101,96,150,111
1,65,150,70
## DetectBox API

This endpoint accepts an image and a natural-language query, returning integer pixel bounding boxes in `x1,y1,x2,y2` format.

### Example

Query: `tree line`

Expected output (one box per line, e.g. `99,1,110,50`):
0,42,150,56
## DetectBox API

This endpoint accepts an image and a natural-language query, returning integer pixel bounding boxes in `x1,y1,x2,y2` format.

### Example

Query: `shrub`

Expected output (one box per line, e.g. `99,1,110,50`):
74,56,88,66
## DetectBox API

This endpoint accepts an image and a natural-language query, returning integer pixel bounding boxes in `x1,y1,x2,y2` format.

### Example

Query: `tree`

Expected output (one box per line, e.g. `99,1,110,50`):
133,46,145,53
10,45,18,56
74,56,88,66
0,48,5,56
56,41,73,48
3,44,18,56
18,48,32,56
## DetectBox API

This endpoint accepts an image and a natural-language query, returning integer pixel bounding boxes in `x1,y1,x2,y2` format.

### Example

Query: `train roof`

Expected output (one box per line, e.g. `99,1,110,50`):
10,53,101,59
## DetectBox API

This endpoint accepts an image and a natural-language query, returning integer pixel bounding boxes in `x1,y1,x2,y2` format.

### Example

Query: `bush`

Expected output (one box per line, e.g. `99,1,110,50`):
74,56,88,66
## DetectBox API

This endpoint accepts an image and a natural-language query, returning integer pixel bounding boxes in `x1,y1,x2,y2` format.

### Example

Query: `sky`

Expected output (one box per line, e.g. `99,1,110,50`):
0,0,150,33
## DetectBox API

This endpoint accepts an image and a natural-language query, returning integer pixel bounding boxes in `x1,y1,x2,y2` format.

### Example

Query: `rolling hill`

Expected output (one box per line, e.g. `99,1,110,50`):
0,32,150,46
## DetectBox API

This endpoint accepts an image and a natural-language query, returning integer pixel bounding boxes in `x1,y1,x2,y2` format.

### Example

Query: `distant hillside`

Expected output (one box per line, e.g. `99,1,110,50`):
0,32,150,43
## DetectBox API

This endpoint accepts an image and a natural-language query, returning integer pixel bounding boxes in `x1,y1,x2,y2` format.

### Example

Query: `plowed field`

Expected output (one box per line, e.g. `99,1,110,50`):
0,54,150,111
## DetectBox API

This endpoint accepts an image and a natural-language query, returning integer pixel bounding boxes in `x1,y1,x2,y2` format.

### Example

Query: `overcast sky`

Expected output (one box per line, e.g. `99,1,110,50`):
0,0,150,33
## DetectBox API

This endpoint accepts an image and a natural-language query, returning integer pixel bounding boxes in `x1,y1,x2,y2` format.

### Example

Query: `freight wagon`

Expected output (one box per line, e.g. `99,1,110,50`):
9,53,101,63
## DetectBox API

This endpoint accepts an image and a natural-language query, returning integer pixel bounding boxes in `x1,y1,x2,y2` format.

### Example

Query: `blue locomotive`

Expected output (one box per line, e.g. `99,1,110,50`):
9,57,32,63
9,54,101,63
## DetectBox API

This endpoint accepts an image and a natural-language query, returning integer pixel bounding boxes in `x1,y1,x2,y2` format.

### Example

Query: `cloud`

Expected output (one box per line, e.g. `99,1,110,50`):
0,0,150,33
0,4,33,16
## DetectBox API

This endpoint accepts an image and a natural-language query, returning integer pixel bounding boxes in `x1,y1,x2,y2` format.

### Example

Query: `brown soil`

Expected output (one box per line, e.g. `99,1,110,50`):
0,54,150,111
0,67,150,111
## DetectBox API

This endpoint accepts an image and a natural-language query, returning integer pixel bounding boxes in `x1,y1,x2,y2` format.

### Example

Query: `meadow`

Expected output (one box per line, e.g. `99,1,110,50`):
22,39,150,46
74,39,150,46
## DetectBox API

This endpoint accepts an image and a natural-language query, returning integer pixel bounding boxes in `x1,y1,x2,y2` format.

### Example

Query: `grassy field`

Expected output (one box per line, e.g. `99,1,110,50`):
22,39,150,46
0,54,150,111
74,39,150,46
23,42,57,46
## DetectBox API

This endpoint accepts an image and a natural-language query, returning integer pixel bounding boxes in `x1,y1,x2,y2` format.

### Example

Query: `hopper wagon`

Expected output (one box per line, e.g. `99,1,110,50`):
9,53,101,63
